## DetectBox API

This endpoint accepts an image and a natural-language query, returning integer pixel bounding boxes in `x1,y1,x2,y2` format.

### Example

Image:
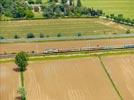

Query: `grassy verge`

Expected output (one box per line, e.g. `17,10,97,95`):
1,34,134,44
20,72,24,87
0,49,134,63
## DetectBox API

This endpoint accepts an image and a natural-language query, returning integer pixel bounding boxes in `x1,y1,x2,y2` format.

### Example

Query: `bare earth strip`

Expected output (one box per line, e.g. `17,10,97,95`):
102,55,134,100
24,57,119,100
0,63,19,100
0,38,134,54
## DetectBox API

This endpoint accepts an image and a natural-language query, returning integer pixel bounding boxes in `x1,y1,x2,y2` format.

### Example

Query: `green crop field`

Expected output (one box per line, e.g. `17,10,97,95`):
0,18,133,39
81,0,134,19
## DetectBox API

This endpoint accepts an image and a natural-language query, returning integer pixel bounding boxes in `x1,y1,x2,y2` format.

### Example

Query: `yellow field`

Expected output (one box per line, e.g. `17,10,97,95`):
102,55,134,100
0,57,120,100
0,63,19,100
1,54,134,100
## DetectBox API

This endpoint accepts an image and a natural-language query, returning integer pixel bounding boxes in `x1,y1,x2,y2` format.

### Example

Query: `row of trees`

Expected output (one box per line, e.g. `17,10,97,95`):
48,0,81,7
15,51,29,100
0,0,103,19
10,32,83,39
42,0,103,18
0,0,34,20
106,14,134,26
28,0,42,4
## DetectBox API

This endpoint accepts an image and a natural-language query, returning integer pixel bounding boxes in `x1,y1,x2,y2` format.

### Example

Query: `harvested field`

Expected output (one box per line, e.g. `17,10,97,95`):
24,57,119,100
0,38,134,54
102,55,134,100
0,63,19,100
0,57,120,100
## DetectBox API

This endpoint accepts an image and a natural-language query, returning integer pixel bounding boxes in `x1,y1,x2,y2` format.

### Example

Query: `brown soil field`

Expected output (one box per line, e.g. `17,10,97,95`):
24,57,119,100
0,38,134,54
0,57,120,100
102,55,134,100
0,63,19,100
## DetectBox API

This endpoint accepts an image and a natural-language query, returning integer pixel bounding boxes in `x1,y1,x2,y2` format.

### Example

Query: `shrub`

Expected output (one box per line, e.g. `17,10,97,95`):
39,33,44,38
34,6,40,12
35,0,42,4
31,51,35,53
57,33,62,37
17,87,26,100
14,34,20,39
27,33,35,38
46,35,50,38
76,32,82,37
0,36,4,39
106,15,109,18
126,29,130,34
28,0,35,4
112,32,117,35
25,10,34,18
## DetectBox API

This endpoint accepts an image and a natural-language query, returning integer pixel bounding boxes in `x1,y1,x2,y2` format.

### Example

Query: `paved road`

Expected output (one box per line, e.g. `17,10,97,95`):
1,34,134,43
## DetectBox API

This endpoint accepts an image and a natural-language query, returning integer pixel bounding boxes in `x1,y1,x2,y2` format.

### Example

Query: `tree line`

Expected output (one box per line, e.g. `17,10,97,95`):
0,0,34,20
0,0,133,27
42,0,103,18
0,32,83,40
15,51,29,100
106,14,134,26
28,0,42,4
0,0,103,20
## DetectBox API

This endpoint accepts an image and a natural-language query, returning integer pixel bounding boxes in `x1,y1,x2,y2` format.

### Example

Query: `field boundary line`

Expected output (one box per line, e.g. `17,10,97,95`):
98,56,123,100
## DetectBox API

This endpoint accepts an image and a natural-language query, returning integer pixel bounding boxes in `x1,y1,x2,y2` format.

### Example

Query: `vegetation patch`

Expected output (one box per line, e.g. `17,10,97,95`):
81,0,134,19
0,49,134,63
0,18,133,39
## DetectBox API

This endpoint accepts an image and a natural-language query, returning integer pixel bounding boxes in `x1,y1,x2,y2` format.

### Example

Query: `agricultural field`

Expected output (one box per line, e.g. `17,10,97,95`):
102,55,134,100
0,0,134,100
80,0,134,19
0,57,119,100
1,54,134,100
1,38,134,54
0,18,134,39
0,63,19,100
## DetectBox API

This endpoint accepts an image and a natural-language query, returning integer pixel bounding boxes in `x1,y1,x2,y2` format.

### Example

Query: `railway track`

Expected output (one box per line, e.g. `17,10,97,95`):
0,45,134,59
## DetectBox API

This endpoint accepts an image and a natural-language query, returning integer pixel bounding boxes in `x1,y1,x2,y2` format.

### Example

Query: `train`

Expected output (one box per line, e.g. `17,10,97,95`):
43,44,134,54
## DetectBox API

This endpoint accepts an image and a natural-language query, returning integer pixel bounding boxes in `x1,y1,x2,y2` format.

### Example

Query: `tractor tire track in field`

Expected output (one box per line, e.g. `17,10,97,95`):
22,58,120,100
98,56,123,100
25,67,43,100
0,63,19,100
